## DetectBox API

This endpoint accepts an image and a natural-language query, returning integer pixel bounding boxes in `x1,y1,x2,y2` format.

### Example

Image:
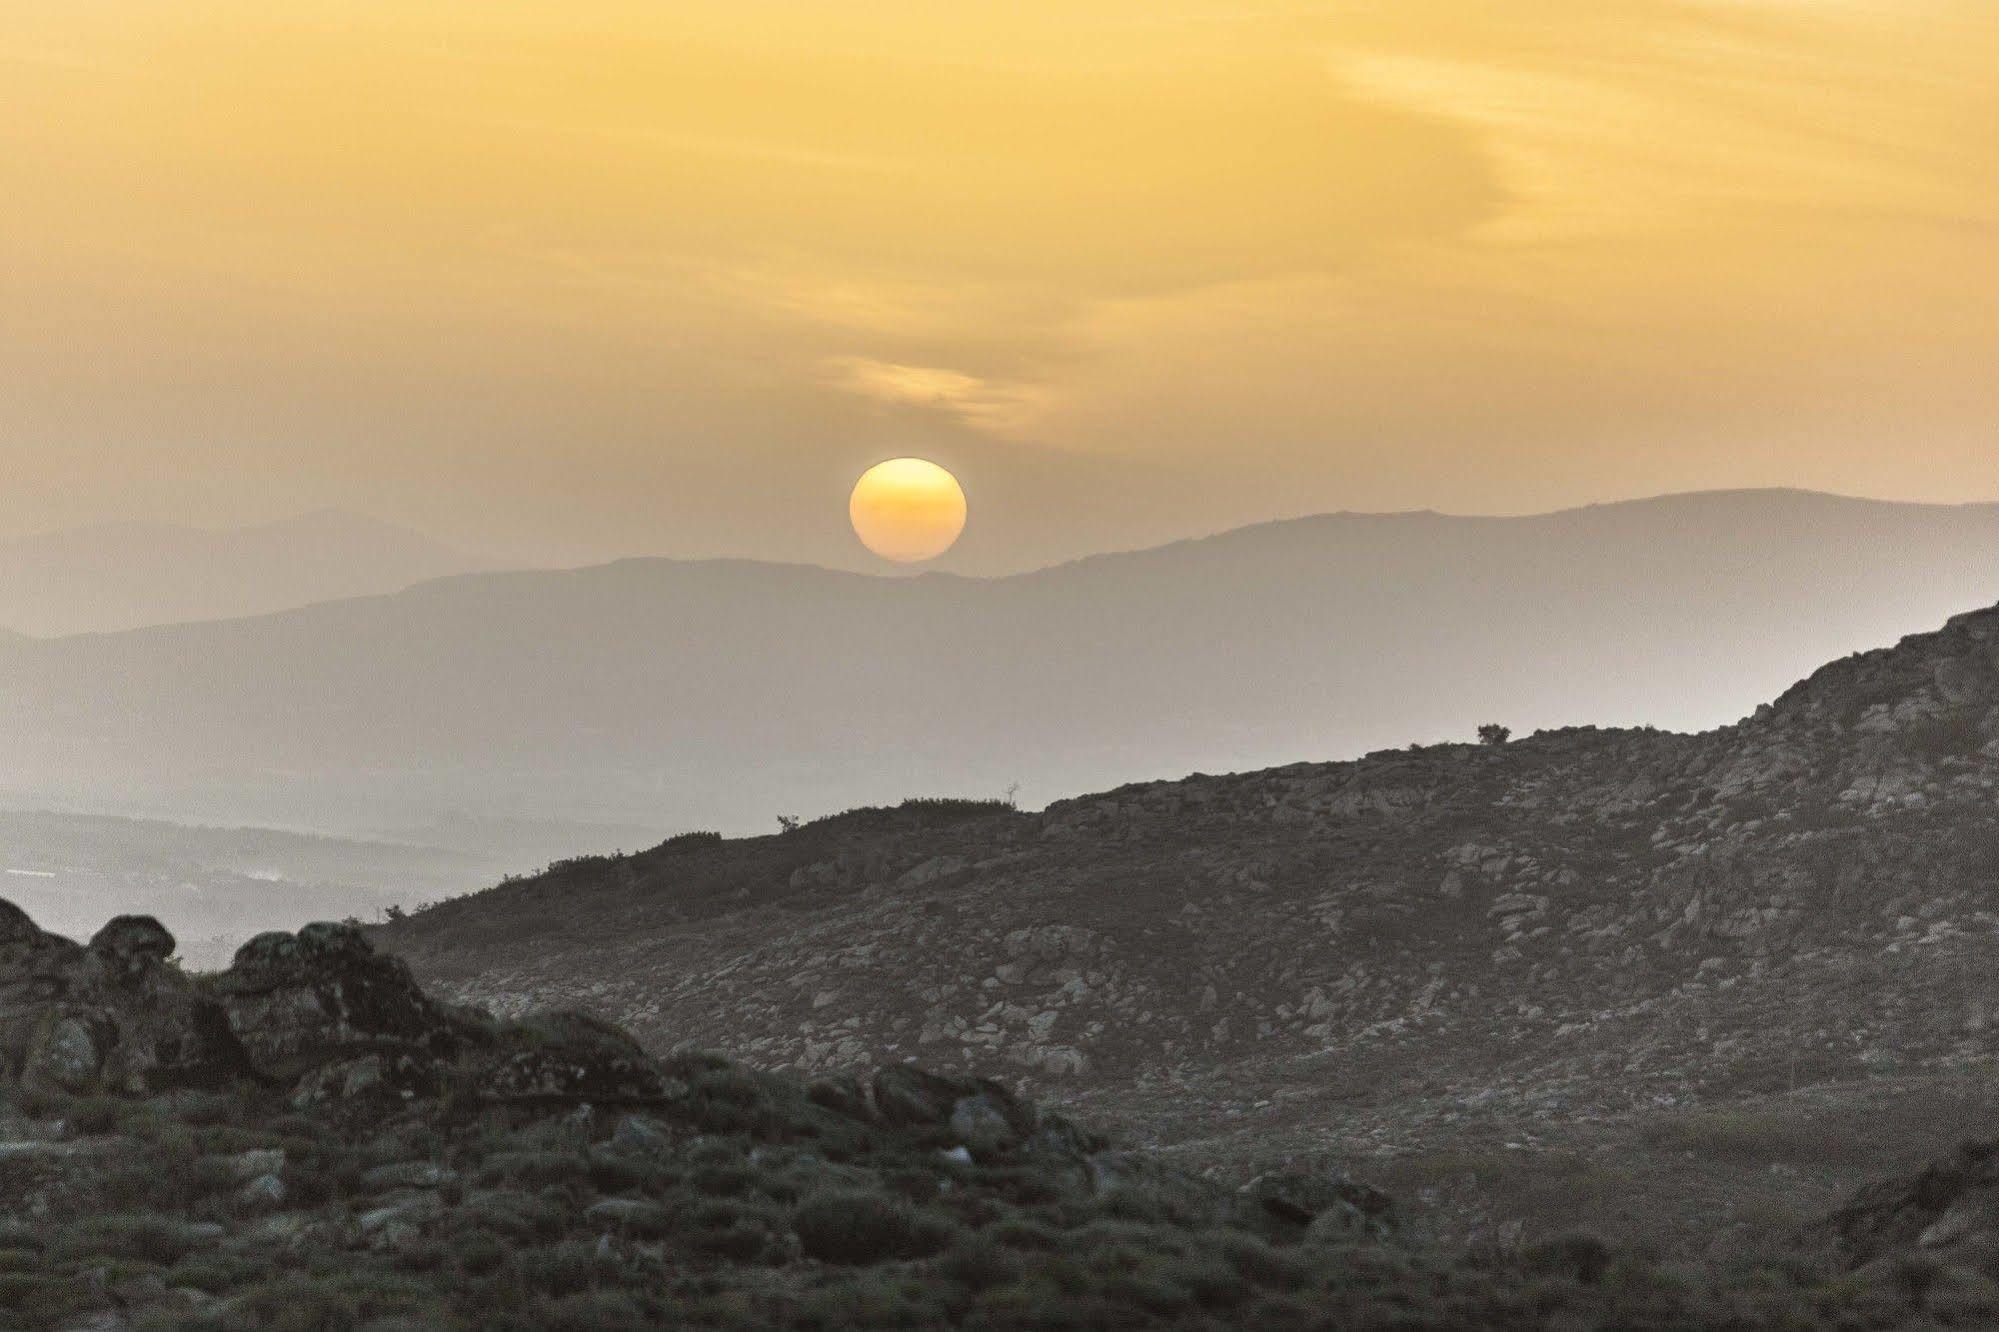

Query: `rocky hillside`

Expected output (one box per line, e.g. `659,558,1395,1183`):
0,901,1377,1327
379,601,1999,1250
8,902,1999,1329
22,902,1987,1329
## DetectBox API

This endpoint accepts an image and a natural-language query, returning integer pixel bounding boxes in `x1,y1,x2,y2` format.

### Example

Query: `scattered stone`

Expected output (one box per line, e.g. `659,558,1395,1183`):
360,1161,453,1193
239,1173,286,1209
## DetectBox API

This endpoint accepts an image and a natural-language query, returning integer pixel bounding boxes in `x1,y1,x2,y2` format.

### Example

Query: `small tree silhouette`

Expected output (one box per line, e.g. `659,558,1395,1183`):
1477,723,1512,746
776,814,801,833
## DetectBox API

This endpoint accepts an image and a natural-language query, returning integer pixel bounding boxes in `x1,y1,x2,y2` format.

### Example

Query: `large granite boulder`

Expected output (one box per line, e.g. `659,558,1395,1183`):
0,902,250,1094
214,921,478,1081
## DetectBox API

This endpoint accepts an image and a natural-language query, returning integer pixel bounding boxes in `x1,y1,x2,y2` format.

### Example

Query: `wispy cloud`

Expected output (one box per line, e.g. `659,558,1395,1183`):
823,357,1048,435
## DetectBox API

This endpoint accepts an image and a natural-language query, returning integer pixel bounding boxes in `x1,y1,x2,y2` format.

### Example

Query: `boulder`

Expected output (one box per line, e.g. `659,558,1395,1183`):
586,1198,672,1234
0,898,49,954
609,1114,674,1155
870,1064,1037,1151
214,921,474,1080
360,1161,454,1193
0,901,251,1095
805,1072,874,1121
1238,1169,1394,1236
290,1051,442,1109
89,917,177,971
474,1010,666,1101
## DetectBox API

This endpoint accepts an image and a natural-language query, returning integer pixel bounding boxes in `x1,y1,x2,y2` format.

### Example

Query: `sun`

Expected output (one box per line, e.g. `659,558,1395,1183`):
849,458,967,563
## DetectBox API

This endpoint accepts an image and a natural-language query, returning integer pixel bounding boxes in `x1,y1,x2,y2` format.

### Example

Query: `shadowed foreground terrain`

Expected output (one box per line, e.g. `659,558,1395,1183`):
2,902,1997,1329
378,600,1999,1268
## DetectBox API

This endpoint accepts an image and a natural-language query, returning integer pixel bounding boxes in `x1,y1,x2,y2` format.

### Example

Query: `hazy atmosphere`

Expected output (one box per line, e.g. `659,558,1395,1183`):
9,5,1999,1329
6,2,1998,571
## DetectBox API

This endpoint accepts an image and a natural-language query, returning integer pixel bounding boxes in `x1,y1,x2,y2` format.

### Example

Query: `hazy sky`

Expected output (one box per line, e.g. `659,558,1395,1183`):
5,1,1997,572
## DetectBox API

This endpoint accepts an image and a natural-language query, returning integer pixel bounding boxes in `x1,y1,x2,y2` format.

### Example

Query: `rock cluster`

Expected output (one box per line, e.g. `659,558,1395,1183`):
0,904,249,1096
0,905,657,1111
0,897,1427,1329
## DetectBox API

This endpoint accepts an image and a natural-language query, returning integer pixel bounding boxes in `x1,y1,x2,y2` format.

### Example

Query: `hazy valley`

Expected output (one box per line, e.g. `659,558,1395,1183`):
0,812,514,971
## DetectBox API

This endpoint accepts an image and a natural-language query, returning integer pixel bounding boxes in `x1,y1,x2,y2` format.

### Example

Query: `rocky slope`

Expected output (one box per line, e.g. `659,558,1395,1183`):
0,902,1397,1328
379,601,1999,1248
3,900,1996,1330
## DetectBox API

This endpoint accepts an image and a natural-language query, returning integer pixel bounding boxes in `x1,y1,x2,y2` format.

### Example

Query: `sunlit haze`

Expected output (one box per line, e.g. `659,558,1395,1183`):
5,2,1997,572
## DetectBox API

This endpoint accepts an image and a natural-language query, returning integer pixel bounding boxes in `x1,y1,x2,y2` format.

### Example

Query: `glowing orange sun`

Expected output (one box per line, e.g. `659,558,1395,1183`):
849,458,967,563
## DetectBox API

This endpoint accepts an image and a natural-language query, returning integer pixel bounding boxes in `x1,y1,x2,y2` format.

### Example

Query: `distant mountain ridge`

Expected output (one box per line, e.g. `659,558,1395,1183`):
6,488,1999,837
0,509,493,636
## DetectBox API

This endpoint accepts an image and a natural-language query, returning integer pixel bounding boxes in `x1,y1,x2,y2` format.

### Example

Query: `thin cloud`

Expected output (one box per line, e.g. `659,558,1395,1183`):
823,357,1048,435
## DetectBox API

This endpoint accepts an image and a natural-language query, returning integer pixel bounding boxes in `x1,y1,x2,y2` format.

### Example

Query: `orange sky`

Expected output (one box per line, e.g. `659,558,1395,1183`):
4,1,1997,571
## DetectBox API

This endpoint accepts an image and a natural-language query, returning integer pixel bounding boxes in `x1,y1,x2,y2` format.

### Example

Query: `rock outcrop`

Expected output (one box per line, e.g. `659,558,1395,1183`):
1828,1139,1999,1275
0,904,677,1116
473,1009,667,1102
869,1064,1038,1151
0,898,1442,1330
0,902,249,1095
215,920,476,1079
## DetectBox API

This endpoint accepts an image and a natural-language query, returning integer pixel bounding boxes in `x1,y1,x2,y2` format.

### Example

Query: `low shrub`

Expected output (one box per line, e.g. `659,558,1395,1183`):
792,1190,957,1265
49,1212,207,1265
935,1235,1021,1292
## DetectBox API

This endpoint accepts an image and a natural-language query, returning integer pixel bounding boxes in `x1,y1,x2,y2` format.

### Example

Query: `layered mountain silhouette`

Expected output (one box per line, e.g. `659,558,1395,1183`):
0,488,1993,835
7,489,1999,837
378,594,1999,1253
0,509,491,637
